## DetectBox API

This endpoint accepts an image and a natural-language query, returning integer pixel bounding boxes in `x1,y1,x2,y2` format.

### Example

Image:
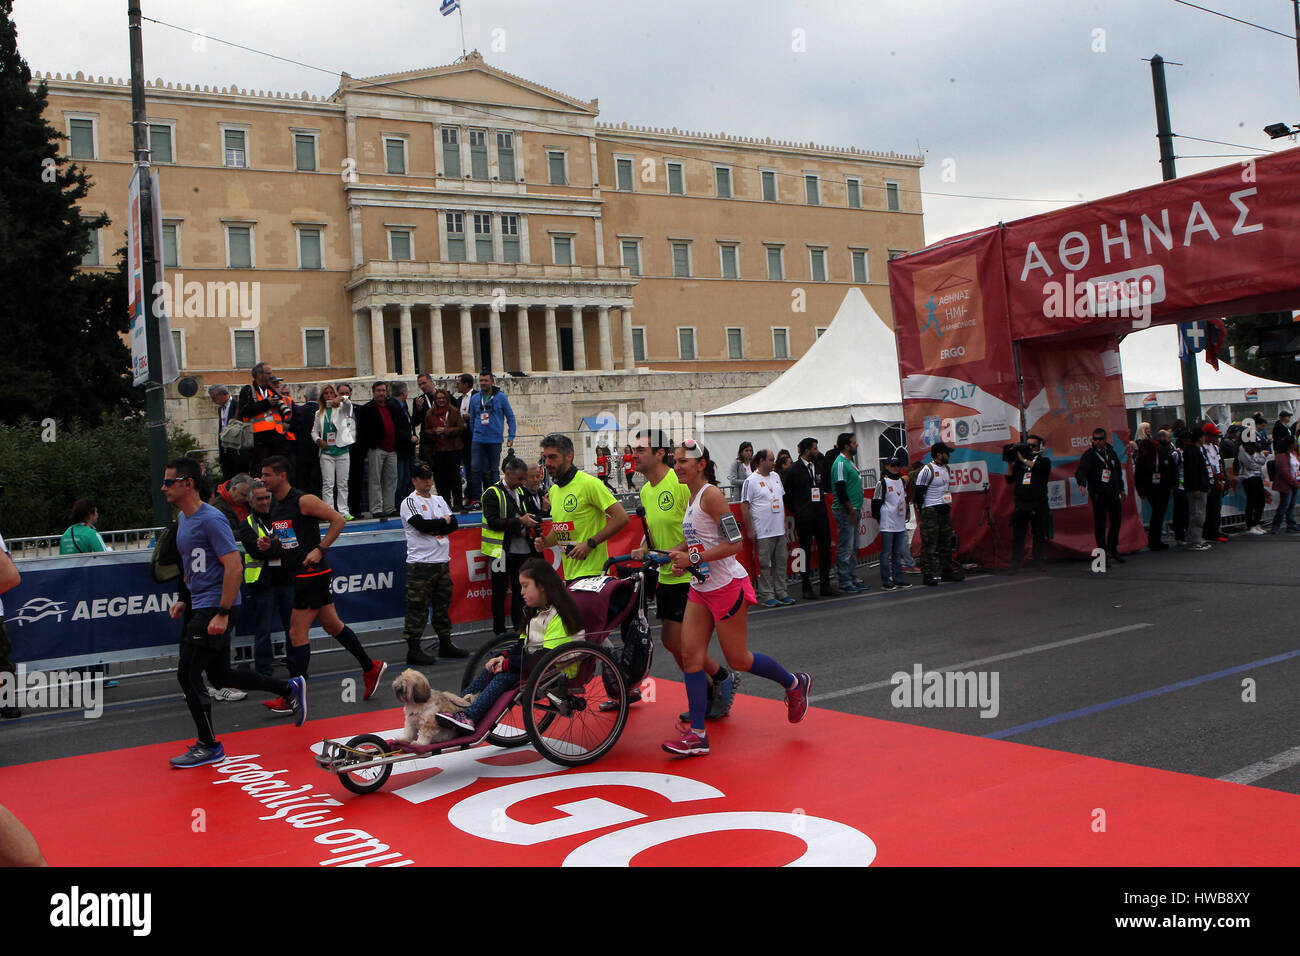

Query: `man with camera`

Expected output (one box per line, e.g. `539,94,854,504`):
1003,436,1050,573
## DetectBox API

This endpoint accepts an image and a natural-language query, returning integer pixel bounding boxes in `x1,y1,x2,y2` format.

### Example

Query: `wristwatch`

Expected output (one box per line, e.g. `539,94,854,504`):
586,537,598,550
215,606,232,617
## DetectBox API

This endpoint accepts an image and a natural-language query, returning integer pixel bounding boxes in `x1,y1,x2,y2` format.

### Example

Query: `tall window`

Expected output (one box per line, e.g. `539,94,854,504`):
847,177,862,208
631,328,646,363
223,129,247,167
616,157,634,191
667,161,684,195
149,124,173,163
621,239,641,277
773,328,790,359
226,225,252,268
469,129,488,179
671,241,691,278
294,133,317,171
473,213,493,261
446,213,466,262
161,223,179,268
385,137,406,175
388,229,412,261
678,328,696,360
171,330,184,368
715,166,732,199
552,235,573,265
727,328,743,359
805,174,820,205
548,151,567,185
305,329,328,368
809,248,827,282
497,131,516,180
766,245,784,281
761,169,777,202
233,330,256,369
441,127,461,177
69,118,95,159
886,181,900,211
719,243,739,279
298,228,322,270
501,214,520,263
851,249,868,283
81,219,100,266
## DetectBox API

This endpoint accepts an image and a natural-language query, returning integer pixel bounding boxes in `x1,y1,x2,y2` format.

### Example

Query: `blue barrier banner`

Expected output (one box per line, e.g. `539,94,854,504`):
6,530,413,668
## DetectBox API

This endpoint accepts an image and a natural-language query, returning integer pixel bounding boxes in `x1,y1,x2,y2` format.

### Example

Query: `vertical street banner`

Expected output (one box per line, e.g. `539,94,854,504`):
890,228,1020,566
128,168,178,387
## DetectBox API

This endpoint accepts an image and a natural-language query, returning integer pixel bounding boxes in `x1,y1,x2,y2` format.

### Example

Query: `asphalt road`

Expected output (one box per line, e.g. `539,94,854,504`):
3,533,1298,796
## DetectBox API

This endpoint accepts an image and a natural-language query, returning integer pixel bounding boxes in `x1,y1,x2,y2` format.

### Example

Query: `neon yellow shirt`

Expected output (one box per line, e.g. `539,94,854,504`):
549,469,617,580
639,468,690,585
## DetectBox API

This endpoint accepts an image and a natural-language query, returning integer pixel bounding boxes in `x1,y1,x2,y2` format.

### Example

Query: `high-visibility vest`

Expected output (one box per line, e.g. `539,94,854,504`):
248,386,290,439
479,484,506,558
243,515,271,583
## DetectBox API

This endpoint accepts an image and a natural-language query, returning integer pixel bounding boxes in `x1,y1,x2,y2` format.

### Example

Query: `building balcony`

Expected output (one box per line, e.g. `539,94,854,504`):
349,259,633,288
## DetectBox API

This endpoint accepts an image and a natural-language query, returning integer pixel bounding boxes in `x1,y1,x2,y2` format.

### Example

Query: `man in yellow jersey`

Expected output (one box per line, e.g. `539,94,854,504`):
626,429,736,718
539,433,628,581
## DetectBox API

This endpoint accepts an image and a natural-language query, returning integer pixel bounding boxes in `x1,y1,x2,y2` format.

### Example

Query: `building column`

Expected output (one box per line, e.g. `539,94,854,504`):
571,306,587,372
621,304,635,370
428,305,446,375
369,305,388,377
459,305,474,374
516,305,533,374
545,305,559,372
597,305,613,371
399,303,415,376
489,304,505,377
354,309,373,376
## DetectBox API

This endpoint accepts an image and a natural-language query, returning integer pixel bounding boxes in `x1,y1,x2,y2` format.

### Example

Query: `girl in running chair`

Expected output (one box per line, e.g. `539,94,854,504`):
436,558,586,733
663,439,811,756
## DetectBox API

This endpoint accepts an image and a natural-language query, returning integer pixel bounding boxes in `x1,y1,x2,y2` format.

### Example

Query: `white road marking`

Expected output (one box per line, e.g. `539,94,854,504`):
808,622,1154,703
1218,745,1300,785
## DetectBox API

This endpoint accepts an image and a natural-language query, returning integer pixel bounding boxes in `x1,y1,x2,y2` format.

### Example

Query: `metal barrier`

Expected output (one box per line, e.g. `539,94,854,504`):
6,527,162,560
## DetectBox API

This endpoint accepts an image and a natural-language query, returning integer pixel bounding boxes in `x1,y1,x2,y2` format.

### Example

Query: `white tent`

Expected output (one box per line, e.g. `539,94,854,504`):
699,287,904,473
1121,324,1300,416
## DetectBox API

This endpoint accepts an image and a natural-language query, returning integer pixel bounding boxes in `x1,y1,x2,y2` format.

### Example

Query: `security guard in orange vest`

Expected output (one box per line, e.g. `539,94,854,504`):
237,362,293,479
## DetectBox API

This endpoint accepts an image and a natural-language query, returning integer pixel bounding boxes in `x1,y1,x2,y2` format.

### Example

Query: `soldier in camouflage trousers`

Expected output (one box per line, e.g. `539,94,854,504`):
400,464,470,665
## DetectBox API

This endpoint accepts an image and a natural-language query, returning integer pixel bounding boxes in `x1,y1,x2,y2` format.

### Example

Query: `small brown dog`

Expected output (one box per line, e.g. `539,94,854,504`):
392,668,477,745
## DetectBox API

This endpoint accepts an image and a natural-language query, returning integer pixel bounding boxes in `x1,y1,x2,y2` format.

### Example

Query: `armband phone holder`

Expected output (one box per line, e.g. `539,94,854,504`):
719,513,743,544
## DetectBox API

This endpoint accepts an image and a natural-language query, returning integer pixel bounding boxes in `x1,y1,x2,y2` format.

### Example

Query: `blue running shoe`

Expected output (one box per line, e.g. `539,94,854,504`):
170,741,226,769
707,670,739,719
288,676,307,727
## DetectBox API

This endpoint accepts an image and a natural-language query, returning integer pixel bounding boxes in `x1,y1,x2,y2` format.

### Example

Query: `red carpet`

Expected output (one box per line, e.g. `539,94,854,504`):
2,682,1297,866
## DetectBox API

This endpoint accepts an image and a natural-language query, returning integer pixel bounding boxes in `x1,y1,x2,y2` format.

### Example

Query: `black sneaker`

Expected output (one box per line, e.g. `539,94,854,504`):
406,645,439,665
881,582,897,590
170,741,226,769
599,688,641,712
897,581,913,589
923,575,939,587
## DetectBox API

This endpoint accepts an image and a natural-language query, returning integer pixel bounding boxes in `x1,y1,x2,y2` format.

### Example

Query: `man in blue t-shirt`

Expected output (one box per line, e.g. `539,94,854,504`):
165,457,305,768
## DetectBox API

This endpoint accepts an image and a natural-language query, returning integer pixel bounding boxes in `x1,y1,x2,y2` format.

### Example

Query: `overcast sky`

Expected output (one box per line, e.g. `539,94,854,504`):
15,0,1300,244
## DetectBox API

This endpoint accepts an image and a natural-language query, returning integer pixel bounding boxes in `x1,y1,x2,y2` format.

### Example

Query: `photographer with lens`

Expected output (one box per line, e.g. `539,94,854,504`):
1003,436,1050,573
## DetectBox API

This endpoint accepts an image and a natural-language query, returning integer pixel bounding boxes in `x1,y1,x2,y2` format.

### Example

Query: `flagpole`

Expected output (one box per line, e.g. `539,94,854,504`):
458,3,466,57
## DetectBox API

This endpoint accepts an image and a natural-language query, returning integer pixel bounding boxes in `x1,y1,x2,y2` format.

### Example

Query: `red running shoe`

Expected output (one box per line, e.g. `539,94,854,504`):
362,660,387,701
785,672,812,723
262,696,291,715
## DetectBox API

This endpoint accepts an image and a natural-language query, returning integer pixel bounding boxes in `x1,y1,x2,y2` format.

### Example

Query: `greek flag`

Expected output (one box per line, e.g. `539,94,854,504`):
440,0,460,15
1178,321,1207,362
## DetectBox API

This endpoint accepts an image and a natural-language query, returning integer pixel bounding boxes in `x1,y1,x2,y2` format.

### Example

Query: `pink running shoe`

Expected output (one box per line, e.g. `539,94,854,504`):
662,731,710,756
785,672,811,723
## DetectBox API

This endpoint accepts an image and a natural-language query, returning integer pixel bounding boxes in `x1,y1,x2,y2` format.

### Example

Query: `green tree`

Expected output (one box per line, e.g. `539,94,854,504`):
0,0,139,427
1225,312,1300,384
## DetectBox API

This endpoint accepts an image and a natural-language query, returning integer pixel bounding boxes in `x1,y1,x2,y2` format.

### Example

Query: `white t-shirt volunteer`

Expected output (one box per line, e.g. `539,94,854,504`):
401,491,453,564
741,471,786,540
917,461,952,508
875,475,909,533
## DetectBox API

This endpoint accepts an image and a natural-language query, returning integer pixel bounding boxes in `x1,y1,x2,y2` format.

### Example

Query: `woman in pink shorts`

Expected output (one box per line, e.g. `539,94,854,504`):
662,439,811,756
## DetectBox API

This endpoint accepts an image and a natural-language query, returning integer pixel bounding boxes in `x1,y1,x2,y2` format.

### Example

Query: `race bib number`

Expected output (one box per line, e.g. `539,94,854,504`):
568,576,610,593
942,493,953,504
1022,471,1032,485
552,520,575,542
272,520,299,549
1100,468,1111,483
326,431,337,446
810,488,821,502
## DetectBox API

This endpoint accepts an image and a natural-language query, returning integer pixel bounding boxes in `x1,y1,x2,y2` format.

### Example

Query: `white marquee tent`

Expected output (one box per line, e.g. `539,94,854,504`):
699,287,904,471
1121,323,1300,418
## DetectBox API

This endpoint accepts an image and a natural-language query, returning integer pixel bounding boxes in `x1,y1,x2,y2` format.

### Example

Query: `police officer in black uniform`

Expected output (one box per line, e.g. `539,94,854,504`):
1074,428,1126,563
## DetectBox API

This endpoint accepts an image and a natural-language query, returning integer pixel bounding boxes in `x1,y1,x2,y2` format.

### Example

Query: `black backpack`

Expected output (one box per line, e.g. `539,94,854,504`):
150,520,181,583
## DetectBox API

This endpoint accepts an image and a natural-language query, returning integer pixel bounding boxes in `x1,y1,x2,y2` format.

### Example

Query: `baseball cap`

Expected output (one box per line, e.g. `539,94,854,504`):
930,442,954,457
1202,422,1221,436
1281,410,1293,419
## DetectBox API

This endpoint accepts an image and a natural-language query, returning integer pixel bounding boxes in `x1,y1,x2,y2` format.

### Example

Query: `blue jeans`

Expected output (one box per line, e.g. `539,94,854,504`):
467,442,502,503
879,530,908,586
1270,489,1299,530
247,583,293,676
834,507,860,587
462,665,520,724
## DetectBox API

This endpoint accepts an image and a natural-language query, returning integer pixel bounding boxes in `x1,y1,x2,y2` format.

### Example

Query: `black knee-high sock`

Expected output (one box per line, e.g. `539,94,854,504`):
286,643,311,678
332,625,372,670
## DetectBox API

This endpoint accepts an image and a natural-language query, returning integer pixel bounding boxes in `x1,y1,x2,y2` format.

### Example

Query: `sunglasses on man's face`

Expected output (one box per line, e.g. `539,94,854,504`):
161,477,190,487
